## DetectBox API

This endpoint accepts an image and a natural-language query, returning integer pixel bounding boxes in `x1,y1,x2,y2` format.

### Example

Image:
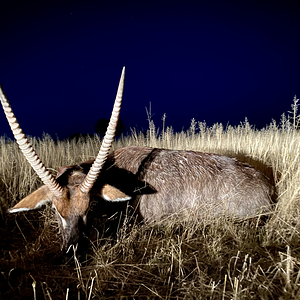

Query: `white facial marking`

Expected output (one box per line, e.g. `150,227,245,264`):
58,213,68,229
53,205,68,229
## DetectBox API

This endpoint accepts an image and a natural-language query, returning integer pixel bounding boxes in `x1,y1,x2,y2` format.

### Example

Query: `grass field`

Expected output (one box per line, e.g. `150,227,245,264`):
1,98,300,299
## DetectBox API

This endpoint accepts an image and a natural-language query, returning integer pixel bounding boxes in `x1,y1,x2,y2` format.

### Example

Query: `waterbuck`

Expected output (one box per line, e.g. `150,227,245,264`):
0,67,274,250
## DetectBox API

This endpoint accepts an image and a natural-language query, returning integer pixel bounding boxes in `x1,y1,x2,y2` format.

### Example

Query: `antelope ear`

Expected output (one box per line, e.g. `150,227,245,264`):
8,185,53,213
100,184,131,202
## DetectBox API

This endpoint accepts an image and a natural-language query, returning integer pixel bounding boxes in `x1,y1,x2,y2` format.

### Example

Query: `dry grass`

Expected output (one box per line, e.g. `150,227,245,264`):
1,97,300,299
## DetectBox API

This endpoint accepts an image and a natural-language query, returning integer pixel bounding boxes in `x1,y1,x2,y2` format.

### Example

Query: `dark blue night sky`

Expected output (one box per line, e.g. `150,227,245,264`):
1,1,300,139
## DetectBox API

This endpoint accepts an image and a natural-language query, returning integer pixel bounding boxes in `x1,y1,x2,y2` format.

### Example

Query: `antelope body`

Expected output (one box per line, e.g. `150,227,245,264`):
99,145,273,221
0,67,274,250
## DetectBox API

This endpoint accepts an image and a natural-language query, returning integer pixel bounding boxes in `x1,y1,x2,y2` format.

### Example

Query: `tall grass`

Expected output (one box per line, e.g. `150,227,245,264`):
1,97,300,299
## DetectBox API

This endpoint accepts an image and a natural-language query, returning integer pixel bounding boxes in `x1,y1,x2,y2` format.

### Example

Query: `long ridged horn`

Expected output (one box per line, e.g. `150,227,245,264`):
0,87,63,197
80,67,125,194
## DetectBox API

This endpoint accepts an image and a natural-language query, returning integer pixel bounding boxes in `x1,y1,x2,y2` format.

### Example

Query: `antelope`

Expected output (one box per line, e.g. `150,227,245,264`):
0,67,274,250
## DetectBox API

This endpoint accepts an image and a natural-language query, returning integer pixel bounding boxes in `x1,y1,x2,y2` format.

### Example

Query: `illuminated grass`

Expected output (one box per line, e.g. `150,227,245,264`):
1,97,300,299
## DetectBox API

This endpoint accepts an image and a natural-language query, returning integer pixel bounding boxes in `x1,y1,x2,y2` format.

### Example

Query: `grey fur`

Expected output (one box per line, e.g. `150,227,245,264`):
73,146,274,223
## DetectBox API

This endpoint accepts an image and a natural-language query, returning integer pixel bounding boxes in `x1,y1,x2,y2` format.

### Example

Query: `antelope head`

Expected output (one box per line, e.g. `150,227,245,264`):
0,67,130,250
